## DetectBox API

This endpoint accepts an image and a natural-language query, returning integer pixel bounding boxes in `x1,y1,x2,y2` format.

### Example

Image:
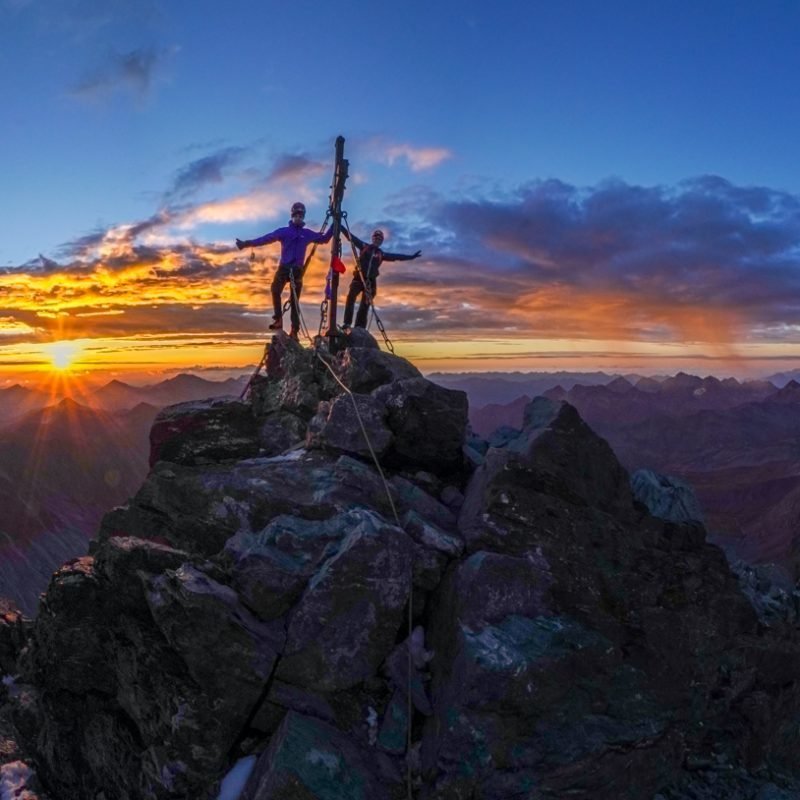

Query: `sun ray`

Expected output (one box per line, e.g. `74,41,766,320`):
43,340,84,372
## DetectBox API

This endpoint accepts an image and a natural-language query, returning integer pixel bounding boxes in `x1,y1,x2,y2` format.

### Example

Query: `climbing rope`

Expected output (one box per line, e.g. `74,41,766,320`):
239,342,269,400
311,348,413,797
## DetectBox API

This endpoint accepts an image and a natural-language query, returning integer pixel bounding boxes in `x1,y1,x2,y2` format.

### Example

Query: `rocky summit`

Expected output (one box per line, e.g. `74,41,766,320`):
4,330,800,799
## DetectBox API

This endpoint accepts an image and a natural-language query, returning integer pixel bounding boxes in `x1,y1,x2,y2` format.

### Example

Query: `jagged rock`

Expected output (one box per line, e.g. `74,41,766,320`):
0,598,28,675
440,484,465,512
240,711,401,800
459,397,635,554
374,377,468,473
401,510,464,558
264,330,309,379
276,512,414,692
26,558,115,695
257,411,306,455
391,476,457,532
732,561,800,624
251,679,337,734
306,394,393,459
508,396,634,514
17,344,800,800
0,760,51,800
145,565,284,690
631,468,705,523
98,452,418,559
486,424,520,448
142,565,285,771
224,511,361,621
91,535,190,610
338,327,381,350
419,397,768,799
334,346,422,394
274,372,323,420
383,637,433,716
149,397,259,467
377,689,409,754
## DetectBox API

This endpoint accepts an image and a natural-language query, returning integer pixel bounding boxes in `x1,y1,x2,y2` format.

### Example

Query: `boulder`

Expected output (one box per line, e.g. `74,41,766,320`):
338,327,380,351
373,378,468,473
149,397,259,467
276,512,414,692
631,468,705,523
240,711,398,800
257,411,306,456
224,511,358,621
306,394,393,460
335,347,421,394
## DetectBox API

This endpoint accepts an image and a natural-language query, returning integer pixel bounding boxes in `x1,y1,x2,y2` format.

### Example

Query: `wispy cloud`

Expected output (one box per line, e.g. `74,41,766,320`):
165,147,247,201
266,154,328,183
385,143,453,172
71,46,170,101
361,137,453,172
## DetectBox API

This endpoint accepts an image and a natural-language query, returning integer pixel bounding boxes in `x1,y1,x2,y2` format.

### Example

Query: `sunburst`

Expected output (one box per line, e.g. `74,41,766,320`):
43,340,84,372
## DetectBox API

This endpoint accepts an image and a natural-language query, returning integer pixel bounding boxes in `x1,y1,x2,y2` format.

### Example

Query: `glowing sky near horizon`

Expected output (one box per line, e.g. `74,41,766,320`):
2,0,800,380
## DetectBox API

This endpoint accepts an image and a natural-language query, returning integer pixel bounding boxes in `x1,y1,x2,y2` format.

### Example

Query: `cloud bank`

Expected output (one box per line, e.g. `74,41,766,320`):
3,154,800,371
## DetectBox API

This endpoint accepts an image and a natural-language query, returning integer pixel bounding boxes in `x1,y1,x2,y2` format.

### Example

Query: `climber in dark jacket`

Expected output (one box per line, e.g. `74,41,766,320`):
236,202,333,339
341,228,421,330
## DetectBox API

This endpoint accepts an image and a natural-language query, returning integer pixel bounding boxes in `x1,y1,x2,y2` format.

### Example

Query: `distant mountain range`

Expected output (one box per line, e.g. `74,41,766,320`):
0,373,248,424
0,373,247,614
431,368,800,411
3,366,798,614
468,372,800,569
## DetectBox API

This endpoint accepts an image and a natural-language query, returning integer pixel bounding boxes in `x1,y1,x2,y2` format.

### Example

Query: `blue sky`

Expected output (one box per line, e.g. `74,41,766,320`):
1,0,800,378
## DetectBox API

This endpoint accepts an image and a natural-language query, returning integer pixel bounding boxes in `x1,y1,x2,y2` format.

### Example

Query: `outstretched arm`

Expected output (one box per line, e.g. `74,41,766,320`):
236,228,282,249
381,249,422,262
343,230,366,250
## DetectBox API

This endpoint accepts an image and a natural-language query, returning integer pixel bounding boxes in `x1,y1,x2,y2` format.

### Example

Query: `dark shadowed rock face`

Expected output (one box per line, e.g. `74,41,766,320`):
7,343,800,800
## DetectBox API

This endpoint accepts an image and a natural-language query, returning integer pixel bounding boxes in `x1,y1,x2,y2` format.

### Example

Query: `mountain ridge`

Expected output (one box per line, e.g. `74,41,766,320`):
4,332,800,799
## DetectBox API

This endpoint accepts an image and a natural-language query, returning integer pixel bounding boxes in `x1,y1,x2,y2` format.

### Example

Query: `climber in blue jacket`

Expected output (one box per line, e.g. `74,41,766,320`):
237,202,333,339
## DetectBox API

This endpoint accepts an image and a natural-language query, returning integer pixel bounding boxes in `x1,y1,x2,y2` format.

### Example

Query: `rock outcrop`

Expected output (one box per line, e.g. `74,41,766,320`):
631,468,705,524
4,331,800,800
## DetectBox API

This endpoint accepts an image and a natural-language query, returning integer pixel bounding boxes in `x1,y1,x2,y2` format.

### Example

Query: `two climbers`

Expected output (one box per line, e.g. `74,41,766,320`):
342,228,421,331
236,202,333,339
236,202,422,339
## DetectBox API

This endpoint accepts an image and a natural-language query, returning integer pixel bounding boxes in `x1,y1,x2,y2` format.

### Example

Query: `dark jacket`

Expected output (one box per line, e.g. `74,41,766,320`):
347,233,417,280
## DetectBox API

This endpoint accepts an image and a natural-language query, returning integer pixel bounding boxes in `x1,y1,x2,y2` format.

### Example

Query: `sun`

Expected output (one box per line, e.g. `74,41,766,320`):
44,340,84,372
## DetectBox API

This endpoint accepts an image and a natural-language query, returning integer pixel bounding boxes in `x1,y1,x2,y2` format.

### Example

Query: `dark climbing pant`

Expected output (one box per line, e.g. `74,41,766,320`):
343,274,378,328
271,264,303,332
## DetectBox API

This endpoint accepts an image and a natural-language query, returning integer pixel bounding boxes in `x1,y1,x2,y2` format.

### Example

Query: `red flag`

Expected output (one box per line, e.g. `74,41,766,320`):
332,256,347,274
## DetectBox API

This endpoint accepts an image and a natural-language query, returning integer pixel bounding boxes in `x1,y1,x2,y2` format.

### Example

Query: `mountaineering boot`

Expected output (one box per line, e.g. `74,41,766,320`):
268,317,282,330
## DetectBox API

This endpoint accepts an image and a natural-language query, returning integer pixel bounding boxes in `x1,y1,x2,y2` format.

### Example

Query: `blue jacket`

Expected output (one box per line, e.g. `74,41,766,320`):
250,222,333,267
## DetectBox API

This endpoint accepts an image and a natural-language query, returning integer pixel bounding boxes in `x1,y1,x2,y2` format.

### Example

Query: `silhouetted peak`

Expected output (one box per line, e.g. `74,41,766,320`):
606,376,635,393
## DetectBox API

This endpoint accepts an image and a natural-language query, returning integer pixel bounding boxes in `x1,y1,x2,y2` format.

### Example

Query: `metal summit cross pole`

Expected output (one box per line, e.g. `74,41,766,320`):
325,135,348,351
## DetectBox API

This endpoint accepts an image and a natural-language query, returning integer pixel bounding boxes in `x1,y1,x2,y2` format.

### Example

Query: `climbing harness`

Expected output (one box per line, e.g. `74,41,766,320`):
273,210,332,328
